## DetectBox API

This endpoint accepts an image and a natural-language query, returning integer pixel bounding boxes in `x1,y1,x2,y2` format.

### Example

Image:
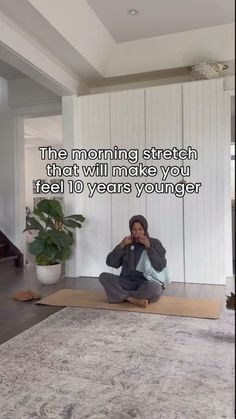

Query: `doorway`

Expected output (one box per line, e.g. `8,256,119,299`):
24,115,63,265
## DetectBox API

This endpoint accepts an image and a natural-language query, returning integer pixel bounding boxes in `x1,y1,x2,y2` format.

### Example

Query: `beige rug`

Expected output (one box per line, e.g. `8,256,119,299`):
36,289,222,319
1,307,234,418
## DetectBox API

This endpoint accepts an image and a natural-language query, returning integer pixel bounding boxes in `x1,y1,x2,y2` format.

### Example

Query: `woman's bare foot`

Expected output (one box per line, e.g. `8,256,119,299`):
126,296,148,308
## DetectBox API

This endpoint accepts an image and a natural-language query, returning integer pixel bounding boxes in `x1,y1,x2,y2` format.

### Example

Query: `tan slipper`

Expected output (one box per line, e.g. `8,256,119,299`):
25,289,41,300
13,290,33,301
12,289,41,302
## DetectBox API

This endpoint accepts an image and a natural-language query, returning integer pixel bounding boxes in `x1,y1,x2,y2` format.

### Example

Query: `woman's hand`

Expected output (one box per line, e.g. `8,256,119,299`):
139,235,151,248
120,235,133,249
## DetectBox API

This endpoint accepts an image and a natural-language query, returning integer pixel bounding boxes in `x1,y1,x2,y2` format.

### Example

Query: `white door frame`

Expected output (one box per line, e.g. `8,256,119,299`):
0,10,85,265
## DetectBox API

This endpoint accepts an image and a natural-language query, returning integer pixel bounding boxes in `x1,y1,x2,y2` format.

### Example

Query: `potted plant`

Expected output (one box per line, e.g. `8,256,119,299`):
24,199,85,284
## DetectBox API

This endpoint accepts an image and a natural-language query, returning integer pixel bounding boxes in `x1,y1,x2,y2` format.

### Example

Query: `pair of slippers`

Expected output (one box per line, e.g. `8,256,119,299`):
12,289,41,302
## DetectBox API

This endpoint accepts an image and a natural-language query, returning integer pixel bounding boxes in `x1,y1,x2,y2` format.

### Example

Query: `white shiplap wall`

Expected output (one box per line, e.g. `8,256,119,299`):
77,94,112,276
183,79,227,284
145,84,184,282
76,79,230,284
110,89,146,247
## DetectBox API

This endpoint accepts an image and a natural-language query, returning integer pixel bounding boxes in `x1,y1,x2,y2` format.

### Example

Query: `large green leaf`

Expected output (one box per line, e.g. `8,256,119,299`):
24,216,44,232
60,247,71,261
33,208,55,229
37,230,66,245
36,199,63,221
36,199,54,214
49,199,64,220
37,230,51,240
48,230,74,247
28,238,45,256
65,214,85,222
63,219,82,229
43,244,57,260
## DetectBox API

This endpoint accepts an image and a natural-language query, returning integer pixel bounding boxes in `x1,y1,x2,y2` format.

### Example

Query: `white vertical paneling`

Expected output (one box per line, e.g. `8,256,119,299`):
224,91,233,277
110,90,146,247
77,94,111,276
63,96,80,277
183,79,227,284
145,84,184,282
75,79,229,282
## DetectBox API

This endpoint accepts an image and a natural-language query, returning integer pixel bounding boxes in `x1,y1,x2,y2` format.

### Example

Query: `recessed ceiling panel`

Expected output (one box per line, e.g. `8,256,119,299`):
87,0,234,42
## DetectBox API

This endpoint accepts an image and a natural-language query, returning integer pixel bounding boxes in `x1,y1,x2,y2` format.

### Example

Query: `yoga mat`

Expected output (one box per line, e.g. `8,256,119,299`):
36,289,222,319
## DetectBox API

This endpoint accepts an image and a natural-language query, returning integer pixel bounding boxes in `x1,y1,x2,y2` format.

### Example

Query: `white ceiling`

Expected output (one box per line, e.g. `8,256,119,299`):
87,0,235,42
24,116,63,147
0,0,102,83
0,0,234,90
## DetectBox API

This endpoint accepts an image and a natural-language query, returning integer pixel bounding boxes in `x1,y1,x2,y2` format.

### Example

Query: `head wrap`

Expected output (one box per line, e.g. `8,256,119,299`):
129,215,148,235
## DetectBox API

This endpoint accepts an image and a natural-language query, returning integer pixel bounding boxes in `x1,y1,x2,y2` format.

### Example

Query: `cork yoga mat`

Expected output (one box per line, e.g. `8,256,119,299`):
36,289,222,319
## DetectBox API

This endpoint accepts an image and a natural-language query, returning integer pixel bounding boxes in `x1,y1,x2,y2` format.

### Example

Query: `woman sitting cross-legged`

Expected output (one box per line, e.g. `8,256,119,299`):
99,215,170,308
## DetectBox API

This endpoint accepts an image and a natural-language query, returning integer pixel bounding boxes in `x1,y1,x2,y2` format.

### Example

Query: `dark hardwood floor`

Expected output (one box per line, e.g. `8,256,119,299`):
0,264,233,345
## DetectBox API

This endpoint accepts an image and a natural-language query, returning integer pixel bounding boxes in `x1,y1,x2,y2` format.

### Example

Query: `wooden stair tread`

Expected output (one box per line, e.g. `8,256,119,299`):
0,231,24,268
0,255,19,262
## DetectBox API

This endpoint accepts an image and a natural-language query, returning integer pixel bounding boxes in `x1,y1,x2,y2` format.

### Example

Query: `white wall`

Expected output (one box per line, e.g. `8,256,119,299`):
0,77,15,241
9,78,60,108
25,146,62,211
224,75,235,91
0,97,15,241
74,79,232,283
0,76,8,111
183,79,229,283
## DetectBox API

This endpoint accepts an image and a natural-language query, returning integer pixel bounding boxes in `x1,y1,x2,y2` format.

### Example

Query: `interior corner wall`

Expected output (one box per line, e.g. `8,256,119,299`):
0,111,15,242
8,78,60,109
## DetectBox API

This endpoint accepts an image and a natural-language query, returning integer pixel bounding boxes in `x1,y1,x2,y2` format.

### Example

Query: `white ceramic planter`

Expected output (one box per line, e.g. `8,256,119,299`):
36,263,61,285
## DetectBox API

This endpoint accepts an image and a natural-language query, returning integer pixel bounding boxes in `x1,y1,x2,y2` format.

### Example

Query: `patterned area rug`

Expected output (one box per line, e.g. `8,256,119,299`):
0,307,234,419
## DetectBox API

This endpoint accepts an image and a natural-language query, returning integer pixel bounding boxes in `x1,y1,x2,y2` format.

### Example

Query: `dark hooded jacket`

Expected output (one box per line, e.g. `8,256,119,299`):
106,215,167,279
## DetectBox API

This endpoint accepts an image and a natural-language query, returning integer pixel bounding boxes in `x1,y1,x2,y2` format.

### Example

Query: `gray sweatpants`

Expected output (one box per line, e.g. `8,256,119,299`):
99,272,163,304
